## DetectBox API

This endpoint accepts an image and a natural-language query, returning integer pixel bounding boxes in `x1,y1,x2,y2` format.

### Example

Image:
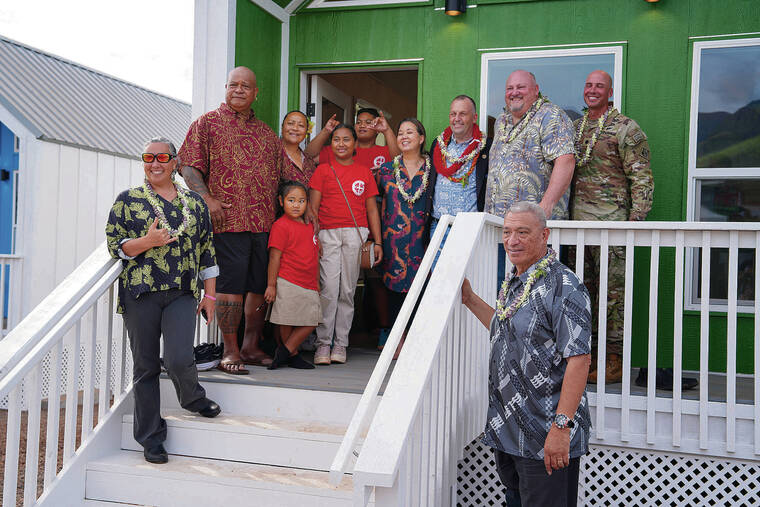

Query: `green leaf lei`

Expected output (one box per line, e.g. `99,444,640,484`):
496,248,556,321
142,179,192,237
392,155,431,204
497,96,546,145
574,107,613,167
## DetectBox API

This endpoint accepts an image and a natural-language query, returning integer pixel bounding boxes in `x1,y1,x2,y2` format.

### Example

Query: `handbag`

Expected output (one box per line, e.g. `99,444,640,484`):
327,162,376,269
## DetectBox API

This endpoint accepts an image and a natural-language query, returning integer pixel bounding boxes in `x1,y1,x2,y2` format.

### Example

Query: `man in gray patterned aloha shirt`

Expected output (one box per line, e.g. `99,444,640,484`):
462,201,592,507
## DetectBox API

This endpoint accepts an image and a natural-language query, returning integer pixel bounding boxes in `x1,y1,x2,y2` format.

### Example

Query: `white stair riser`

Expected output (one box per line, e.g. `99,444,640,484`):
159,380,374,423
86,470,355,507
121,421,346,471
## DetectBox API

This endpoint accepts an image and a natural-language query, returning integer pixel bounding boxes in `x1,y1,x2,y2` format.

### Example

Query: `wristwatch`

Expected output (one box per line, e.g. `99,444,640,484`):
554,413,575,429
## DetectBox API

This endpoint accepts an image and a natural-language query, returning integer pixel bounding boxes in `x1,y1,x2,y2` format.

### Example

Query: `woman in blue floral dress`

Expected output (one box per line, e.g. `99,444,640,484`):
376,118,434,357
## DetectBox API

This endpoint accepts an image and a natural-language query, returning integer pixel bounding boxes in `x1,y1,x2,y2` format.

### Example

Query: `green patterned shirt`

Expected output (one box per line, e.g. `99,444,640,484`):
105,185,218,313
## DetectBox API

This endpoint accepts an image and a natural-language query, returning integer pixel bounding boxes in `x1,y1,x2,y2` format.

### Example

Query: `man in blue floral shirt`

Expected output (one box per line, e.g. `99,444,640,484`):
462,201,592,507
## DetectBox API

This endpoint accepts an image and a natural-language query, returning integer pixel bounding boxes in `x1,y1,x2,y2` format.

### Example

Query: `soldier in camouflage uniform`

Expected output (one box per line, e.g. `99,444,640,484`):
571,70,653,384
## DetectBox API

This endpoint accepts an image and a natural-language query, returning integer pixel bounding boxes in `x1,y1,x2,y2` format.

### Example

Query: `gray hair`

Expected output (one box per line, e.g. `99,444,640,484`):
506,201,546,228
143,136,178,157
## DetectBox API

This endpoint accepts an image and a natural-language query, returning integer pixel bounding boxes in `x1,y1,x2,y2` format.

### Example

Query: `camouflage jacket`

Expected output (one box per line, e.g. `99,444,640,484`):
571,108,653,221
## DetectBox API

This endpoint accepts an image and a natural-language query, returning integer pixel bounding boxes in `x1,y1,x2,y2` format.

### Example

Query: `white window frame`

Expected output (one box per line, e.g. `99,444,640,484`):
307,0,429,8
685,37,760,312
478,45,624,132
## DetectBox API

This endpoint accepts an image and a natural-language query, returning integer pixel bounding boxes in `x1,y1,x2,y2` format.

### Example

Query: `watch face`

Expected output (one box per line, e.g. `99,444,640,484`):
555,414,571,428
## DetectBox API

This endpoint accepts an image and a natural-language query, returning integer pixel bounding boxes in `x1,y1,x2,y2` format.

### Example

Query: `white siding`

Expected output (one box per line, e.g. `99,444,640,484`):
19,140,143,316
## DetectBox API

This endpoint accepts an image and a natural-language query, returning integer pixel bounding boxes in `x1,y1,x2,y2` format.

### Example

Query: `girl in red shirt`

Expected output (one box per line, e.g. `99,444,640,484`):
265,181,321,370
309,125,383,365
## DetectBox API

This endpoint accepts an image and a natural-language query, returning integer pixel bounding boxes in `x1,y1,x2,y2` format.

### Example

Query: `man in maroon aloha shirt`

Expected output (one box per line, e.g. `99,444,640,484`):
179,66,300,374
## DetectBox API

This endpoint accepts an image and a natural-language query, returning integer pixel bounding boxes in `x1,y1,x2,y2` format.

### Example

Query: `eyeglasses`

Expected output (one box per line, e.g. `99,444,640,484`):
142,153,175,163
355,119,376,126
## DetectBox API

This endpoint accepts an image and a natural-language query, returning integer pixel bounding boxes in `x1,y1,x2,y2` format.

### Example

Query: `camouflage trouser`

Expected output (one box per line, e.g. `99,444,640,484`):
583,245,626,355
570,207,628,356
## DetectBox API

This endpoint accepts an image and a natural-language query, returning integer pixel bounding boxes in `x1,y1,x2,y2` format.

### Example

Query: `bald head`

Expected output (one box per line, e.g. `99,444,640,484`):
505,70,540,120
225,66,258,113
583,70,613,116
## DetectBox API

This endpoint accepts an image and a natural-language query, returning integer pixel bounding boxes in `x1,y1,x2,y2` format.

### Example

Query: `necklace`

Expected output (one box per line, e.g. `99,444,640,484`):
497,96,546,145
432,124,485,187
435,130,485,167
496,249,556,321
142,179,192,236
575,107,613,167
392,155,430,204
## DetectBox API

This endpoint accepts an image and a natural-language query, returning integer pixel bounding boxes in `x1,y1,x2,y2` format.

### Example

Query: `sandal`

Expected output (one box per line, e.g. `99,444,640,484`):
241,353,273,367
217,358,250,375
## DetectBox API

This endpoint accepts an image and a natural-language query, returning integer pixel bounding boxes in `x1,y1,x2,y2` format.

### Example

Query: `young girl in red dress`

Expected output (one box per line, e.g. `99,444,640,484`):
309,125,383,365
264,180,321,370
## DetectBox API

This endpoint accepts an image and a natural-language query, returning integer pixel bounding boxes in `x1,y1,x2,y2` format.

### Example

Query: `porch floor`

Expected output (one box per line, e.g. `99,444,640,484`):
192,346,753,405
585,369,754,404
195,346,394,395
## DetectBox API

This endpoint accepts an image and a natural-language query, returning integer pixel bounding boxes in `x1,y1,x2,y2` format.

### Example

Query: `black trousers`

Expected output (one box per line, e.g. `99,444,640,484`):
494,450,580,507
123,289,207,448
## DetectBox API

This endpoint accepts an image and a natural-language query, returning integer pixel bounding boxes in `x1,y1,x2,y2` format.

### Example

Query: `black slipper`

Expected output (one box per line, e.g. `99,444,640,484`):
288,354,315,369
268,344,292,370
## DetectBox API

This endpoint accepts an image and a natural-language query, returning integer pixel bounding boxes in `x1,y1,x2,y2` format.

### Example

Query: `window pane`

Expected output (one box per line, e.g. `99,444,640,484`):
696,248,756,304
697,179,760,222
485,53,615,137
694,179,758,305
696,45,760,168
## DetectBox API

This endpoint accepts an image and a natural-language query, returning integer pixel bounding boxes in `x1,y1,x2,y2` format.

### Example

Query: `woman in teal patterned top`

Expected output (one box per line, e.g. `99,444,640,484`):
105,137,221,464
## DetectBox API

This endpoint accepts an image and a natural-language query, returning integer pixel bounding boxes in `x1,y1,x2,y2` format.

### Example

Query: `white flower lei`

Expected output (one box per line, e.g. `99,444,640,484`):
142,179,192,237
392,155,430,204
497,96,546,145
574,107,613,167
496,249,556,321
435,132,485,166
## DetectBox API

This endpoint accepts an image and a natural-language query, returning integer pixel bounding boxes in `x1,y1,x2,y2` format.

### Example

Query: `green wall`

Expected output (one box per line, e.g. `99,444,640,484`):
235,0,282,130
237,0,760,372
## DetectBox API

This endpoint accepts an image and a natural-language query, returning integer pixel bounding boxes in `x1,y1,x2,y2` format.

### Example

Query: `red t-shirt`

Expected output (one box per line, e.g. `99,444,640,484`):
309,161,379,230
319,144,390,170
268,216,319,291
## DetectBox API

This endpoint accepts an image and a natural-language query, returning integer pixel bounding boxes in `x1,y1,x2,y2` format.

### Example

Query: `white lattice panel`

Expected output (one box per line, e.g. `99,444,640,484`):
457,439,760,506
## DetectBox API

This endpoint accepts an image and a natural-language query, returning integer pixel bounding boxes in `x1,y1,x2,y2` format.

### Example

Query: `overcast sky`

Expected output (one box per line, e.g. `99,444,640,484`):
0,0,194,103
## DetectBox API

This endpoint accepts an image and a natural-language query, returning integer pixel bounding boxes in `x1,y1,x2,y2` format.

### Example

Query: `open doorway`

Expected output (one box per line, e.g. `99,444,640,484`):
301,67,419,350
303,68,419,149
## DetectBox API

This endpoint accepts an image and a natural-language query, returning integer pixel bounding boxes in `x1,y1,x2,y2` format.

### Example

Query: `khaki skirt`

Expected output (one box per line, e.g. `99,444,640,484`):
268,277,322,327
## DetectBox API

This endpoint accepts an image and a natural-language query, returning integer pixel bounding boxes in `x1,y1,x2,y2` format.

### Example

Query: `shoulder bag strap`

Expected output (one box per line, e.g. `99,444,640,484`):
327,161,366,244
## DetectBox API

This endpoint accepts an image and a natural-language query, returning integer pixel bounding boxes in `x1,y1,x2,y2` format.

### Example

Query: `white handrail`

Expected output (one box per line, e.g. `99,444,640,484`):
0,253,23,337
352,212,497,504
343,214,760,505
0,245,116,378
329,214,455,484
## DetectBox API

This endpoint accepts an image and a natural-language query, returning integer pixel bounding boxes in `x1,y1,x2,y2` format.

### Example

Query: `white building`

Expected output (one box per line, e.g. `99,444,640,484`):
0,34,191,335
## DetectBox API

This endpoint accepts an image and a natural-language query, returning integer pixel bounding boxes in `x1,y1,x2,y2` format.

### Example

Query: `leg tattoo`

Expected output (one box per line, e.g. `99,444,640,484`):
216,300,243,335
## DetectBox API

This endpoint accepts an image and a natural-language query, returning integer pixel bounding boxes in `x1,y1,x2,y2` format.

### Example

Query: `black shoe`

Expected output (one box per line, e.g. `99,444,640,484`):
635,368,698,391
144,444,168,464
196,398,221,418
288,354,315,369
195,343,222,371
268,344,293,370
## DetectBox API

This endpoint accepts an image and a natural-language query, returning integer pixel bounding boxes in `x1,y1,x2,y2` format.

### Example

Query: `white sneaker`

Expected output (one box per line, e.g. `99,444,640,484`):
314,345,331,365
330,345,347,364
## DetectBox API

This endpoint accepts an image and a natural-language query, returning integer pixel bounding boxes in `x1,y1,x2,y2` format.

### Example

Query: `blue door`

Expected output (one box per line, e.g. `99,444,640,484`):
0,122,19,318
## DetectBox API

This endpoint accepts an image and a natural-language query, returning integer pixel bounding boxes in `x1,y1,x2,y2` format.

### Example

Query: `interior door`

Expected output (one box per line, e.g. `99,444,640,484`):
310,75,353,130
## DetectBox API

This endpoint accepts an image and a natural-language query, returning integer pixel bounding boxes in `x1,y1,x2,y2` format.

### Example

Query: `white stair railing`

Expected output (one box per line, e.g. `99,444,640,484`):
338,213,760,506
329,214,455,485
0,241,221,506
348,212,498,506
0,244,125,506
0,253,23,337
